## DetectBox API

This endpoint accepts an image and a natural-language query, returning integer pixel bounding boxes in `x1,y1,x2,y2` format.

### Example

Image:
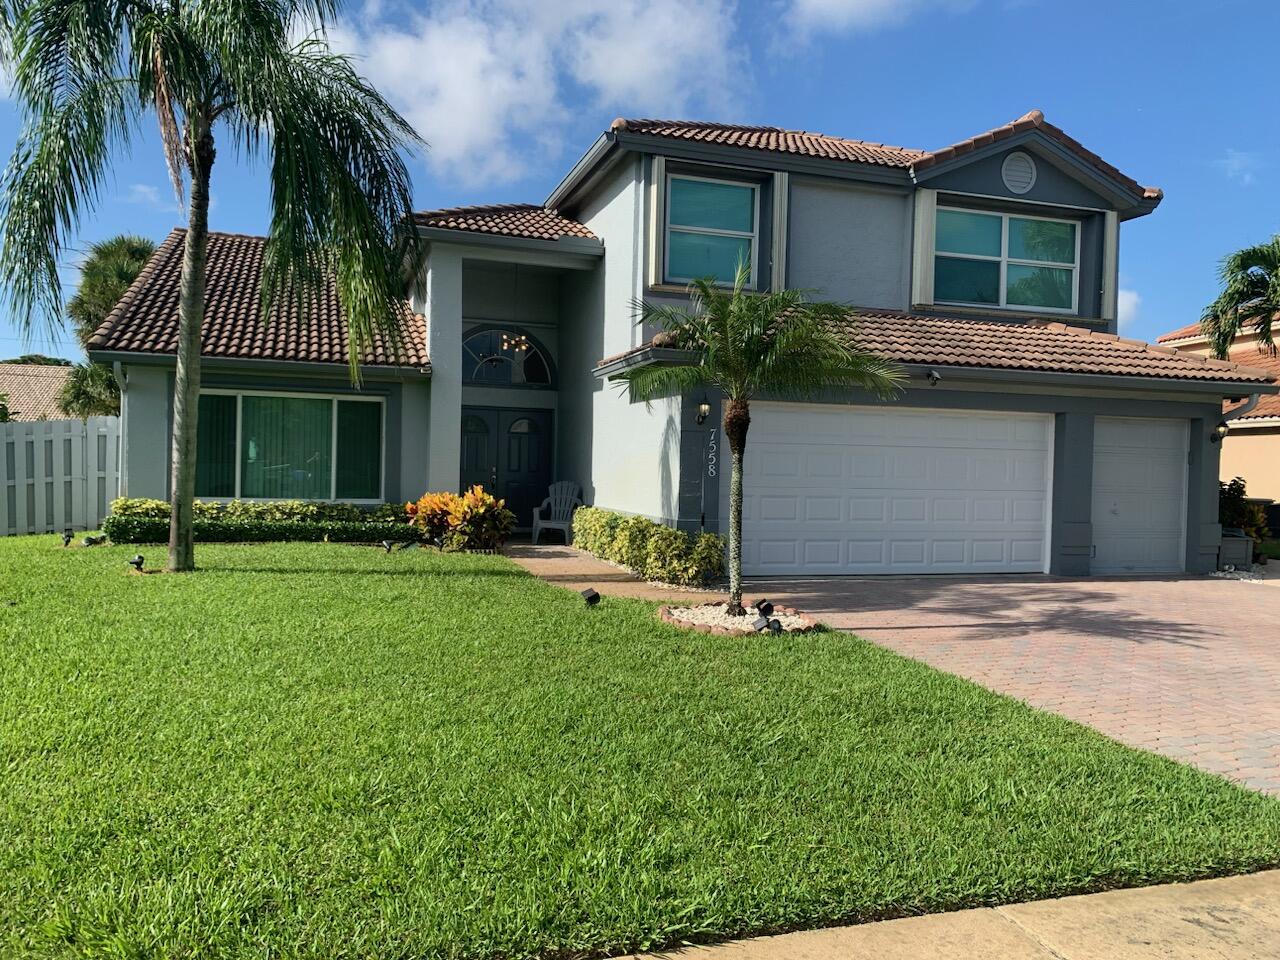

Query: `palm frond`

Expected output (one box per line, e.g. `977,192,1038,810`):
1202,236,1280,358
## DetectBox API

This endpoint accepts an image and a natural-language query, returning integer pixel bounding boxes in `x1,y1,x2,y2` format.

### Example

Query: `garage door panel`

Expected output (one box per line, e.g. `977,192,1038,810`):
734,404,1052,576
1091,417,1187,574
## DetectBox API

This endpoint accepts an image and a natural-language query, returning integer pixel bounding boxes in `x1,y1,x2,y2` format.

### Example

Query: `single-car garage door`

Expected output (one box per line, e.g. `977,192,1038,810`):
1091,417,1187,574
731,403,1053,576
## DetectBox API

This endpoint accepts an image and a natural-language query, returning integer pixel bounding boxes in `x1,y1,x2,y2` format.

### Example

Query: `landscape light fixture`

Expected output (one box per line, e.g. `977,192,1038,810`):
696,396,711,425
927,369,943,386
766,618,783,635
753,615,770,632
127,554,144,572
61,530,73,547
82,534,106,547
753,598,774,617
1210,421,1230,443
381,540,395,553
581,587,601,607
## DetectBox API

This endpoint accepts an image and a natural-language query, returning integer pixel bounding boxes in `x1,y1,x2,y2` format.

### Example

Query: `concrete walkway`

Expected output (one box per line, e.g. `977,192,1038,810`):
625,871,1280,959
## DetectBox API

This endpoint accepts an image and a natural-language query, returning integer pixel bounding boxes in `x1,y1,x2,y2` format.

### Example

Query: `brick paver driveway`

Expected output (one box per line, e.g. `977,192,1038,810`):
755,575,1280,795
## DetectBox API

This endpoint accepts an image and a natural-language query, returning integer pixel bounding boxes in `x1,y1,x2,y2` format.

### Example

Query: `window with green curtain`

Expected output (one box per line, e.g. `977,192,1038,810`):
240,395,332,500
195,394,237,497
335,400,381,499
666,175,756,285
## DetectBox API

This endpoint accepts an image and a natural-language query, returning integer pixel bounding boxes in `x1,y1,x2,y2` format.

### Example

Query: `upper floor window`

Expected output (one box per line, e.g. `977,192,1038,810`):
462,328,553,387
934,207,1078,313
665,174,759,287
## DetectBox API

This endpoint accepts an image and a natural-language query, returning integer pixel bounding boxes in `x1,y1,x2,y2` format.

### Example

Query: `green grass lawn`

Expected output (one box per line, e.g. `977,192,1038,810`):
2,538,1279,959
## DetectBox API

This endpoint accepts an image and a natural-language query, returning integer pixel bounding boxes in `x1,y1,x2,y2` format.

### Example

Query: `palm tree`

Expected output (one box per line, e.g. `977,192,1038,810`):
618,265,904,613
0,0,422,572
1201,236,1280,359
58,235,159,418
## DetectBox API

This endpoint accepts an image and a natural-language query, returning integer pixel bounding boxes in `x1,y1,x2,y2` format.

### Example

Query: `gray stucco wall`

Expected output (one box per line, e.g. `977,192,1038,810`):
925,145,1114,211
558,157,683,522
117,361,431,504
787,178,912,309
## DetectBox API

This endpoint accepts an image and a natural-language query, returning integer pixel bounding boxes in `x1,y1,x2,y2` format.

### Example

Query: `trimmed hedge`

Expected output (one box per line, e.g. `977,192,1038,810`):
572,506,724,586
103,498,413,545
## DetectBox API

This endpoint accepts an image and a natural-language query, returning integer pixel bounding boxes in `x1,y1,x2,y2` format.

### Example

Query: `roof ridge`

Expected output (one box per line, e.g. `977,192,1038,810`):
415,201,546,217
612,117,927,156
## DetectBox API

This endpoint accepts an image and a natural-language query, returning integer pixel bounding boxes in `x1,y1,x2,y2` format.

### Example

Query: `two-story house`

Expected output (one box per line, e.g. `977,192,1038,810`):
89,110,1278,577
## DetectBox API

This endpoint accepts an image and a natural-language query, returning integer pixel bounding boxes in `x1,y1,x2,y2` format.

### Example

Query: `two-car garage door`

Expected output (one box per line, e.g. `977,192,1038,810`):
732,405,1189,577
733,403,1053,576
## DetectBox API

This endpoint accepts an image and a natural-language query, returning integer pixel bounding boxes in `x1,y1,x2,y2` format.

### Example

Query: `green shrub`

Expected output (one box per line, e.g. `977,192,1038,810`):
571,507,725,586
105,498,412,545
1220,477,1270,561
103,515,417,545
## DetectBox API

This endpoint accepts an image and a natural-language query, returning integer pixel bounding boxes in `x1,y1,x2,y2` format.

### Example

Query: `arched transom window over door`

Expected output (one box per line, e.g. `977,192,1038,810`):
462,328,553,387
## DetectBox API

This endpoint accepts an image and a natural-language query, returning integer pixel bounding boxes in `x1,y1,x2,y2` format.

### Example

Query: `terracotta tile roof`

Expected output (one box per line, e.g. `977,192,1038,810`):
1158,317,1278,344
413,203,596,242
1156,321,1205,343
912,109,1162,202
611,110,1161,202
610,118,927,168
88,230,428,370
1223,349,1280,419
599,309,1277,386
0,363,71,420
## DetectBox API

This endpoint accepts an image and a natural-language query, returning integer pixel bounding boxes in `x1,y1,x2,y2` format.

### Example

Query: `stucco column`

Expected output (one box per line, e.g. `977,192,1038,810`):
424,245,463,492
1186,415,1222,574
1049,411,1094,576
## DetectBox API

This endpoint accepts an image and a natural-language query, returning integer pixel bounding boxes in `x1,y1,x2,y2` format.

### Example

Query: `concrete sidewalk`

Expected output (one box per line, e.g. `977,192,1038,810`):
627,871,1280,959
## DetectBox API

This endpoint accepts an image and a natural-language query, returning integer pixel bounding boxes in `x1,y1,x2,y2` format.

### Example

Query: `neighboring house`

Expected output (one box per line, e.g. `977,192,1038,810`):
89,109,1279,577
1158,319,1280,502
0,362,72,421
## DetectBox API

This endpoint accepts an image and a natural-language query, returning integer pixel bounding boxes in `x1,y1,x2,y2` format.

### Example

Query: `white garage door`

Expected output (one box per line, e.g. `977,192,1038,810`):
1091,417,1187,574
730,403,1053,576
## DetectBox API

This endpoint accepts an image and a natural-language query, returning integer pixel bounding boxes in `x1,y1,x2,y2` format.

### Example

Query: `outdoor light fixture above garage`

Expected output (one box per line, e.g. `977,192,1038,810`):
696,396,711,425
1211,421,1230,443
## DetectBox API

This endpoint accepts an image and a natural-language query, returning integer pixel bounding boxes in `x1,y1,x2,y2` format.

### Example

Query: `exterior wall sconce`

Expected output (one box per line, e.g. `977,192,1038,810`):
696,397,712,425
1210,421,1230,443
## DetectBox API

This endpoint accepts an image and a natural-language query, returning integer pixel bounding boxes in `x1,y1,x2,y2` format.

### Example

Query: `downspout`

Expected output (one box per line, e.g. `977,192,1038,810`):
112,362,127,498
1223,393,1262,423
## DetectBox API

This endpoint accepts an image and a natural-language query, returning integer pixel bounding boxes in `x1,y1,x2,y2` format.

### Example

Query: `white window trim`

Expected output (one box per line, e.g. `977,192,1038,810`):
934,206,1081,314
664,172,760,288
199,388,386,503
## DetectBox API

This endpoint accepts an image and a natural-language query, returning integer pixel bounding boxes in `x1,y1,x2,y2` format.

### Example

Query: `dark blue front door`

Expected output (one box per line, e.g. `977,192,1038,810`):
460,407,553,527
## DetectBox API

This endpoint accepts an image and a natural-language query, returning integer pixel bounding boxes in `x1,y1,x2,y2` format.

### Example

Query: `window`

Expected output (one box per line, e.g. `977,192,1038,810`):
934,207,1078,312
665,174,758,286
194,391,384,501
462,329,553,387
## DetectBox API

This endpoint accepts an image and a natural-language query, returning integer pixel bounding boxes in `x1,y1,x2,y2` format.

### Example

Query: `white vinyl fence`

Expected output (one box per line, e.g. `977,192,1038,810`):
1,416,120,536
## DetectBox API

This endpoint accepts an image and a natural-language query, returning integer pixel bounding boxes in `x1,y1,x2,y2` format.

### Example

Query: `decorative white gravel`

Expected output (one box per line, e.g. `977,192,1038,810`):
664,602,811,633
1209,567,1266,583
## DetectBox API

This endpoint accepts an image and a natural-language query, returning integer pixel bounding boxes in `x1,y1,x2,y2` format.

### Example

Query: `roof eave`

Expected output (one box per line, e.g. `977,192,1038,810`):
89,349,432,379
414,225,603,262
545,132,618,210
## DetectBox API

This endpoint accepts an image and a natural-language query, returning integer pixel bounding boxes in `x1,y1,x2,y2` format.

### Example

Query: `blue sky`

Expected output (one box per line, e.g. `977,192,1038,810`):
1,0,1276,360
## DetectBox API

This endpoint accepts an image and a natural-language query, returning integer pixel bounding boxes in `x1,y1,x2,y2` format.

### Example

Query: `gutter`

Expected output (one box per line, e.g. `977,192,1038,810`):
88,350,431,380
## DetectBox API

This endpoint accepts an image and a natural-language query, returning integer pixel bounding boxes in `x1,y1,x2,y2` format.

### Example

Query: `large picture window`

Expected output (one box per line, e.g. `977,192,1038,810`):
934,207,1079,312
194,391,384,501
665,174,758,286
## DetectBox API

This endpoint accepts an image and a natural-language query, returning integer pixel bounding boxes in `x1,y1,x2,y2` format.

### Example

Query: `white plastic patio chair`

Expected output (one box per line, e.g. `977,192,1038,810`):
532,481,582,545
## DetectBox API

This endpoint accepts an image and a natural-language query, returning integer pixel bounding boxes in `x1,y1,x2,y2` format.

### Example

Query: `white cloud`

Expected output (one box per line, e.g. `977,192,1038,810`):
330,0,743,187
1117,288,1140,331
121,183,215,217
783,0,977,36
1214,148,1263,187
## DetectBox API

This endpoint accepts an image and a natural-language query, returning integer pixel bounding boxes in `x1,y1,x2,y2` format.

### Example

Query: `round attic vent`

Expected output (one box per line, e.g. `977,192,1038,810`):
1001,151,1037,194
998,150,1039,193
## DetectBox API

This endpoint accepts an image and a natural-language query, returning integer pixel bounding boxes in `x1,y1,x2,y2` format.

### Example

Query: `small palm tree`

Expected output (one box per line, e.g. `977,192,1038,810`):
619,265,904,613
0,1,421,572
1201,236,1280,359
58,235,159,419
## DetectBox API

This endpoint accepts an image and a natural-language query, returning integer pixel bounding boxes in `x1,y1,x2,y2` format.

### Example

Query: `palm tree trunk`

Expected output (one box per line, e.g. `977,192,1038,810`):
168,118,215,572
723,396,750,614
